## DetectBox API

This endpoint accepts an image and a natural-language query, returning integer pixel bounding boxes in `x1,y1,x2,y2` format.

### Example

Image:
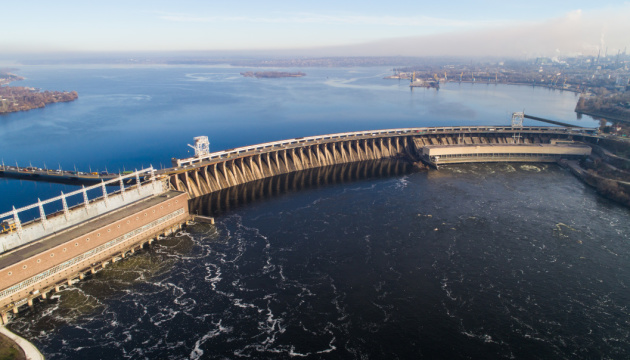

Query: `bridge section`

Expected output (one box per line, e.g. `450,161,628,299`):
0,168,163,254
0,168,190,322
169,126,598,199
0,190,189,322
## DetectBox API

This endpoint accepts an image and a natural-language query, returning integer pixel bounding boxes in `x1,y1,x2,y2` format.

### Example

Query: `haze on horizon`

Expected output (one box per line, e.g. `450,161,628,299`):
2,1,630,61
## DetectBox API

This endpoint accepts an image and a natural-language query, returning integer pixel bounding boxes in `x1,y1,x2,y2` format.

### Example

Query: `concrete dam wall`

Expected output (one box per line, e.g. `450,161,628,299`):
169,126,598,199
188,159,413,216
171,136,413,198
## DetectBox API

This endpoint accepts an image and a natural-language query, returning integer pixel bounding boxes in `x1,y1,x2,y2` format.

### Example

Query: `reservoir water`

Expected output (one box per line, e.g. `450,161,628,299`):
0,65,593,210
2,66,629,359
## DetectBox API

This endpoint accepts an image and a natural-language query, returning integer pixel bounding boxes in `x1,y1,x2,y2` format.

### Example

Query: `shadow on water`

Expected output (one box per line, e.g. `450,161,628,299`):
189,159,416,217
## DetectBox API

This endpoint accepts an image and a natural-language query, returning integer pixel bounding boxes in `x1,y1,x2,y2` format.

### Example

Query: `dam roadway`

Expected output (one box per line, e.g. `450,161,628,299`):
0,124,598,323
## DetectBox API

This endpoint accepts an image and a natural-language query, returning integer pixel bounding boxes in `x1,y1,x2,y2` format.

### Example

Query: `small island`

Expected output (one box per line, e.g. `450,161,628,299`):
0,70,79,114
241,71,306,79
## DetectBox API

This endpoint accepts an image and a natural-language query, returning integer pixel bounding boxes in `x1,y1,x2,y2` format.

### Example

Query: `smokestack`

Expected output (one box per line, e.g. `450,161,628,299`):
596,49,600,64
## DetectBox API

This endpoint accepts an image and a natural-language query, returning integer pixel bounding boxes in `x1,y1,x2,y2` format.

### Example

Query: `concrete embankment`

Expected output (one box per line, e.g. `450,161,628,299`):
559,159,630,207
559,160,597,187
0,326,43,360
589,142,630,169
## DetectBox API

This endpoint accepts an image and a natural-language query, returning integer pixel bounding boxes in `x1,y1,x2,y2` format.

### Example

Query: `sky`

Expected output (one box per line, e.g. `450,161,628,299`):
2,1,630,58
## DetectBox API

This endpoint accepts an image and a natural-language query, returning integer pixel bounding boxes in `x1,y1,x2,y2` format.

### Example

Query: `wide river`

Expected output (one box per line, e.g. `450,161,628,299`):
1,66,628,359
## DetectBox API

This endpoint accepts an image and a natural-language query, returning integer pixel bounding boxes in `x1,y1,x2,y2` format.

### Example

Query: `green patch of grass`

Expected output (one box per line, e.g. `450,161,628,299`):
0,334,24,360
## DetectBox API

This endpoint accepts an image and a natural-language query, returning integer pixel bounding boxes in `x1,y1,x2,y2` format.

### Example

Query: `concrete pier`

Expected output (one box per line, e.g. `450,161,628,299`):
193,215,215,225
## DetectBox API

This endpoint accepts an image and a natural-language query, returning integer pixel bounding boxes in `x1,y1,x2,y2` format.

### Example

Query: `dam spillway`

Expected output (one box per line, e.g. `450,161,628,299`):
188,159,414,217
169,126,598,199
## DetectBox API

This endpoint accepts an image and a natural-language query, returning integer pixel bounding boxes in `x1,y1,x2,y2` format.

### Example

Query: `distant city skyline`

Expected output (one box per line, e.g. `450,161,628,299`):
3,1,630,59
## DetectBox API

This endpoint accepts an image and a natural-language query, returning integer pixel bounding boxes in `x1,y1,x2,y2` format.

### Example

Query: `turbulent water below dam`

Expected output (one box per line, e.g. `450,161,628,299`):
7,160,630,359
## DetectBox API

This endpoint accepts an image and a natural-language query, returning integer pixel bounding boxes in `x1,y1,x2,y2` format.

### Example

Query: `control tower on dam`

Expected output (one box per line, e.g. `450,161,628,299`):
168,125,598,199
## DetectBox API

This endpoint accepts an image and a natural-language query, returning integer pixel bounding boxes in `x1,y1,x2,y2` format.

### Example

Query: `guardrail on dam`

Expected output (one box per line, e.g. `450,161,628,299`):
169,126,598,198
0,169,163,253
0,169,190,322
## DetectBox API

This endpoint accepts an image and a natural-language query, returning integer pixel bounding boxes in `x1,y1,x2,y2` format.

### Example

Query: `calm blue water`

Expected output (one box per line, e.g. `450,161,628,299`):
0,65,592,213
4,66,627,360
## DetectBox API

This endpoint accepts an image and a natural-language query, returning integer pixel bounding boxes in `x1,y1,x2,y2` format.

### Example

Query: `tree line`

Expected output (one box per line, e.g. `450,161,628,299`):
575,92,630,120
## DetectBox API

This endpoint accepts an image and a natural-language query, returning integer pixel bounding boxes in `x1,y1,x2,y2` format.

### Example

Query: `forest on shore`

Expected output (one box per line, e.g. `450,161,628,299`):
575,91,630,122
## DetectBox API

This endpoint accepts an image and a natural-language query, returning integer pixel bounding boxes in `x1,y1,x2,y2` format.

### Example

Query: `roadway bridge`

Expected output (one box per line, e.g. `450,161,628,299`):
168,126,598,198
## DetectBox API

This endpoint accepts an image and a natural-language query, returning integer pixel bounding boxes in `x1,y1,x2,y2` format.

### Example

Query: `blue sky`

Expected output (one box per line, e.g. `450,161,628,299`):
3,1,629,56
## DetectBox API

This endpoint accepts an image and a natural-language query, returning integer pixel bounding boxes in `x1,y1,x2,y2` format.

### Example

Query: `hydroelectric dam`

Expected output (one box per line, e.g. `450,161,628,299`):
0,121,599,324
168,124,595,198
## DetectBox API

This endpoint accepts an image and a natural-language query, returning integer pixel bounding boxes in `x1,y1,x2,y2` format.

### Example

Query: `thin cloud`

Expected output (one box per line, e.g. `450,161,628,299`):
311,6,630,58
156,11,502,28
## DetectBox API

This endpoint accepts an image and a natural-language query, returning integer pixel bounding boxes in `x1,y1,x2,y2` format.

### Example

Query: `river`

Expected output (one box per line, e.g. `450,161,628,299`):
2,66,628,359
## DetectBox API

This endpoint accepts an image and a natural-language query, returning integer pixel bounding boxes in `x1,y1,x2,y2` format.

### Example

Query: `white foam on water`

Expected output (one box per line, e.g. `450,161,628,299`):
394,176,409,190
189,320,233,360
520,164,542,172
288,346,310,357
342,184,377,193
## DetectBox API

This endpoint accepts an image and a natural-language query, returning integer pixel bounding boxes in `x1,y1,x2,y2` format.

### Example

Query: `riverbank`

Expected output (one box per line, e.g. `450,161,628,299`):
576,110,630,124
559,137,630,208
0,327,41,360
0,73,24,87
445,80,582,93
0,332,24,360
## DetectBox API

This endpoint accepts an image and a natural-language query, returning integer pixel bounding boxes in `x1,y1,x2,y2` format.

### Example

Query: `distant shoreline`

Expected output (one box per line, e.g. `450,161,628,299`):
241,71,306,79
0,72,25,86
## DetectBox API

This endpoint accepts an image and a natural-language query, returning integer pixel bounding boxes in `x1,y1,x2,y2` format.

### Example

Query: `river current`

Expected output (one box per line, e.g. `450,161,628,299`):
1,66,628,359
